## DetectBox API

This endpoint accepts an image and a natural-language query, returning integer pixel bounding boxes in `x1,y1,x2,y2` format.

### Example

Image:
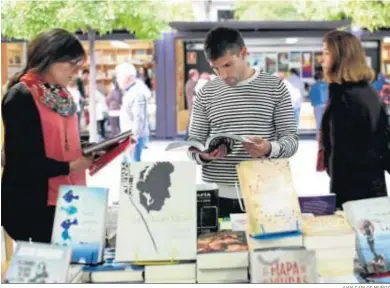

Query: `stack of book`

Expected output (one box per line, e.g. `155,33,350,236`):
81,248,144,283
302,213,356,279
196,231,249,283
82,261,144,283
144,262,196,283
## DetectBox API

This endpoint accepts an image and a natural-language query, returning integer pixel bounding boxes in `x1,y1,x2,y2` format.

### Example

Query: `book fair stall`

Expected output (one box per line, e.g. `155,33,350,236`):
2,150,390,284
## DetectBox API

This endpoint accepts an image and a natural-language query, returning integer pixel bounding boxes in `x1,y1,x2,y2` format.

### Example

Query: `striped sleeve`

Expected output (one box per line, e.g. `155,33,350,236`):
186,89,212,165
268,79,299,158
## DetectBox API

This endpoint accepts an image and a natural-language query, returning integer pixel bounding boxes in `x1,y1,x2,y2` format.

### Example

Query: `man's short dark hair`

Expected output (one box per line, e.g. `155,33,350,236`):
204,26,245,61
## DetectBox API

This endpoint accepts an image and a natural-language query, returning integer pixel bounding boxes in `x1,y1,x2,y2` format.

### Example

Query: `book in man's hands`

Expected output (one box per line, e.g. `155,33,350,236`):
165,133,253,154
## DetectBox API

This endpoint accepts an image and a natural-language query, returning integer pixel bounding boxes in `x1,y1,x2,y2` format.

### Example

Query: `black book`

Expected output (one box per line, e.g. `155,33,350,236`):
197,184,219,236
82,130,133,156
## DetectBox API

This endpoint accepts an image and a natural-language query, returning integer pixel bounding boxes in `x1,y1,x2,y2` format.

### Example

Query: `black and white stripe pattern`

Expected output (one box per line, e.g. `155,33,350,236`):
188,69,299,186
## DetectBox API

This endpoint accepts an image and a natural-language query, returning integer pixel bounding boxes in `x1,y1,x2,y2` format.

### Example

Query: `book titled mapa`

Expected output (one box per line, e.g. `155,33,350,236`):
250,248,317,283
51,185,109,265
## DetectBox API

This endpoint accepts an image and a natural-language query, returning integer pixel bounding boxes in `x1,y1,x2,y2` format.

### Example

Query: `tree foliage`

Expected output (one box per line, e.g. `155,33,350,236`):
234,0,390,31
1,0,171,40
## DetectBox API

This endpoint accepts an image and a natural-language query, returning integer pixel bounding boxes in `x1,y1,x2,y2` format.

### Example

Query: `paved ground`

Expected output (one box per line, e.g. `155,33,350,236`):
87,139,390,205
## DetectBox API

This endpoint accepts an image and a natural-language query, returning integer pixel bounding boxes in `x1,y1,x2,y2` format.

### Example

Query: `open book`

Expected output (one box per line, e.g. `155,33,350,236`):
165,133,253,153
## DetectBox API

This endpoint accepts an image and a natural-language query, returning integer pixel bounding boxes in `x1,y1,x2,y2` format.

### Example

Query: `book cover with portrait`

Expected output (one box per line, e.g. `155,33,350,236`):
115,161,197,262
4,241,72,283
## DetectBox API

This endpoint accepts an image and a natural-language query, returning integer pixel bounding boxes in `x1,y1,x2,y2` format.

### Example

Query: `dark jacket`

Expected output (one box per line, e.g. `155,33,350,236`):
2,84,69,242
321,81,388,208
106,87,122,111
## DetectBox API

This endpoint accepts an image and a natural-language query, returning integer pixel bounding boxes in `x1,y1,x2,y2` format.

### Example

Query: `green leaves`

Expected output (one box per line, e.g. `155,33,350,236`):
234,0,390,31
1,0,173,40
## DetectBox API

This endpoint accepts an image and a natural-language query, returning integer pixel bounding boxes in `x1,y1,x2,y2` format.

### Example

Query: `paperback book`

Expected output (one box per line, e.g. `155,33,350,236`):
115,161,197,262
5,242,71,283
237,159,302,238
51,185,109,265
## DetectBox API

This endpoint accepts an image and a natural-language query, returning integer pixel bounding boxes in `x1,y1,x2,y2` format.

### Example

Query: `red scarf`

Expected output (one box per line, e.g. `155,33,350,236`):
20,71,77,117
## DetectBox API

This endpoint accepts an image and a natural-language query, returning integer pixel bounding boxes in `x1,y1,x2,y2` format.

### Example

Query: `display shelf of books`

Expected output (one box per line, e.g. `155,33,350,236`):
3,43,26,85
3,159,389,283
81,40,154,94
382,43,390,78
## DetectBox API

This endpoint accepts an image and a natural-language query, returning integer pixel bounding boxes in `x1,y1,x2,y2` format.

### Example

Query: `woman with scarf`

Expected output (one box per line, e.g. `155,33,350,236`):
1,29,93,243
317,30,388,208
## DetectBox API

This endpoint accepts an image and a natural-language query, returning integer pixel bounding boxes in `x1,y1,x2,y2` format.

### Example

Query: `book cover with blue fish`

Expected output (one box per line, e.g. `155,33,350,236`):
51,185,109,265
343,197,390,275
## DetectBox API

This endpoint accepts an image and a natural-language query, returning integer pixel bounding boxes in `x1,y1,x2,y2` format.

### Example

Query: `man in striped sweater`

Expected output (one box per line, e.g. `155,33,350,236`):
188,27,299,218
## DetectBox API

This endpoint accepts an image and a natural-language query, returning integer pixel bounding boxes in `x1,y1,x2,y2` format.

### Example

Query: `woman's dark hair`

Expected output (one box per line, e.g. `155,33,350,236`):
7,28,86,90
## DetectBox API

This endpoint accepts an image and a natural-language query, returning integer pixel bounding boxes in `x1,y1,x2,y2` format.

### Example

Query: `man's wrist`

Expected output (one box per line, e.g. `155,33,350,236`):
267,141,281,158
196,153,212,164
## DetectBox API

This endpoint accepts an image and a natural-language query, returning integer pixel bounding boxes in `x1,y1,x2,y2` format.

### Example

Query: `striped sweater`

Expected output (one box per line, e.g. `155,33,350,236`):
188,69,299,196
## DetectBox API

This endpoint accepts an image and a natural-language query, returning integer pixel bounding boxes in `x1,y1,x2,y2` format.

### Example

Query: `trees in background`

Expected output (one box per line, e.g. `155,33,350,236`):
1,0,192,141
234,0,390,31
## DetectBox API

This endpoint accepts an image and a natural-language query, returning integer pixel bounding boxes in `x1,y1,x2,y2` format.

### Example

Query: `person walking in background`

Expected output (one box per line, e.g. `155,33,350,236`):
116,63,150,162
75,68,88,120
308,71,328,135
95,88,108,140
138,66,152,90
373,73,390,122
106,76,122,136
286,68,305,126
194,72,211,95
185,69,199,139
185,69,199,113
318,30,388,208
372,73,388,92
67,78,83,130
137,66,152,149
1,28,92,243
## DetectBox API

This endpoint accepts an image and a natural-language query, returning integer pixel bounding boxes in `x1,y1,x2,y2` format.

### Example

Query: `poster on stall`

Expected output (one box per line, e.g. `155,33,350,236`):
186,52,197,65
289,51,302,76
278,52,289,73
265,53,277,74
302,52,313,78
249,53,266,72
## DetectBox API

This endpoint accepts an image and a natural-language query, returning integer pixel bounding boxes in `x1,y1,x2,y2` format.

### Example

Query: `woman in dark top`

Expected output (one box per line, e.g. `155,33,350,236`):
138,66,152,90
318,30,389,208
1,29,93,243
